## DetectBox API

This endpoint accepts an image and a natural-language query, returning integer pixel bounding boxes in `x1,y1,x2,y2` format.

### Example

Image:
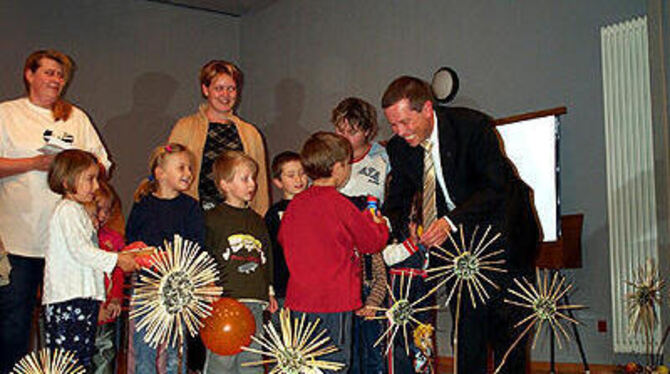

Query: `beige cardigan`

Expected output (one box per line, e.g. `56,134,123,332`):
168,103,270,215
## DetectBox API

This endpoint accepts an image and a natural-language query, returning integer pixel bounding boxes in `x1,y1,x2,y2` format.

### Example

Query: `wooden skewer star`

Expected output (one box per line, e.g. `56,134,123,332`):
625,258,663,336
425,225,506,309
11,348,85,374
242,308,345,373
131,234,222,348
423,224,506,374
625,258,664,367
368,271,440,358
494,268,585,374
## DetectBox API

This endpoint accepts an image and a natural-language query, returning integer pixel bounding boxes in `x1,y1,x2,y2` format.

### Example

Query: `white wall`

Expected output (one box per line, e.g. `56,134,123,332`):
239,0,648,364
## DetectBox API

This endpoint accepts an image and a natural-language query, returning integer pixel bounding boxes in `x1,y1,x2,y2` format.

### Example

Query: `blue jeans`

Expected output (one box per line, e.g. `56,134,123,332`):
132,323,186,374
350,314,387,374
292,310,353,374
203,302,264,374
350,284,387,374
129,275,186,374
0,255,44,374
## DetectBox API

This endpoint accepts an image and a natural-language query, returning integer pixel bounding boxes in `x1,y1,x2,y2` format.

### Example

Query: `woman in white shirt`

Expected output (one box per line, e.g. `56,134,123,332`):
0,50,112,372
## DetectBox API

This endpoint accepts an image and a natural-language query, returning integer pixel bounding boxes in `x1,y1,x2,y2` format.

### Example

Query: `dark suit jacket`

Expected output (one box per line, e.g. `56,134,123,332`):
383,106,539,273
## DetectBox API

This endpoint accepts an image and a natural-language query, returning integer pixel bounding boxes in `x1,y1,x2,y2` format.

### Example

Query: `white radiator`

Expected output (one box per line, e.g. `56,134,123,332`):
601,16,660,353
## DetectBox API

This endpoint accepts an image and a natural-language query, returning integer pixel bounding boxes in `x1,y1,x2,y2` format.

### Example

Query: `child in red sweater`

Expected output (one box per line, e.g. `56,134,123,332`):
279,132,389,373
85,181,126,374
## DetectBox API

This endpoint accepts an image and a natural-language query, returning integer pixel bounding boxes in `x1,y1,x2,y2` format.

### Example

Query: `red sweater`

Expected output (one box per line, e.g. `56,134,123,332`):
98,226,125,325
279,186,389,312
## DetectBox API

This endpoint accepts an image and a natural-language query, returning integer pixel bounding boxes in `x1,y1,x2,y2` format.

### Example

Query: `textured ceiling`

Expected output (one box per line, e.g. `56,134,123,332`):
151,0,277,17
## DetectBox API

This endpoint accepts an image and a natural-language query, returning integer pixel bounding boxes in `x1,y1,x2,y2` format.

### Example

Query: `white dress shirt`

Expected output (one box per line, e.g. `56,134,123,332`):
428,111,457,231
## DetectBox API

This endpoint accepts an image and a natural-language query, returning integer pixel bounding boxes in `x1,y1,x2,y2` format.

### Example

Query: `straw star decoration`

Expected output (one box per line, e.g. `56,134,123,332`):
425,225,506,308
625,258,664,366
494,268,584,374
241,308,345,373
369,272,440,357
11,348,84,374
625,258,664,337
131,234,222,348
422,224,506,373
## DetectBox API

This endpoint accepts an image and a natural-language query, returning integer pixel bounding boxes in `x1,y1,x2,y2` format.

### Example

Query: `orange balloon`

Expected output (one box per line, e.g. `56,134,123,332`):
200,298,256,356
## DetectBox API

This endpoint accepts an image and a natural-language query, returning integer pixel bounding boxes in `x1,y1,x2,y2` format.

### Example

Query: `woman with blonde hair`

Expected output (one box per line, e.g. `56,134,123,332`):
169,60,269,216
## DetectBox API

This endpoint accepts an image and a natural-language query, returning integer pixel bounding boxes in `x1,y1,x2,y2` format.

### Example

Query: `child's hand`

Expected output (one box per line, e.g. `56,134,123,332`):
117,252,140,273
122,241,148,252
122,242,157,268
355,305,376,319
373,210,385,224
97,305,108,322
267,295,279,314
365,209,385,225
106,299,122,320
409,222,420,243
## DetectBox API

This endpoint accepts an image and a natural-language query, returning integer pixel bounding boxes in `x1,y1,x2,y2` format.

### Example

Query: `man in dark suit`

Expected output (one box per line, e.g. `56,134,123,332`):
381,76,540,373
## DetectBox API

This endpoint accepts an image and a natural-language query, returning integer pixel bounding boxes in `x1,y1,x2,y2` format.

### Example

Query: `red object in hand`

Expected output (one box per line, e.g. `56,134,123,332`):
122,241,156,268
200,298,256,356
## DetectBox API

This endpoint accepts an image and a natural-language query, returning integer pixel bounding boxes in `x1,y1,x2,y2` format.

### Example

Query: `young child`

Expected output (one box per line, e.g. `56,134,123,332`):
332,97,390,374
264,151,307,308
279,132,389,373
203,150,277,374
43,150,138,370
332,97,389,202
382,195,435,374
126,143,205,374
88,181,126,374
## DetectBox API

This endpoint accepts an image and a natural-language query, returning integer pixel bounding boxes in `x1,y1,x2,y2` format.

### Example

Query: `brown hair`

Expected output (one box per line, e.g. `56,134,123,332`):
213,150,258,184
48,149,98,196
95,180,120,210
300,132,352,180
199,60,243,96
23,50,74,121
331,97,379,142
23,50,74,91
271,151,301,179
381,76,433,111
133,143,194,202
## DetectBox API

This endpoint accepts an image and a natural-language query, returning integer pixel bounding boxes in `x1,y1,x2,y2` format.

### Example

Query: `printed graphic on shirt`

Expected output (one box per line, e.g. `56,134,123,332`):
43,129,74,144
358,166,381,186
223,234,266,274
202,201,216,211
340,149,389,201
39,129,75,154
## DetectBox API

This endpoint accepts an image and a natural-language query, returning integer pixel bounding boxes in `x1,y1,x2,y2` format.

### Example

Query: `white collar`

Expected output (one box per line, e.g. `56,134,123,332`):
428,110,439,147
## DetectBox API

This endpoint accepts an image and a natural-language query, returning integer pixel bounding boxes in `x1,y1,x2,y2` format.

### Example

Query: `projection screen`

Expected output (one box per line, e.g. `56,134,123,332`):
496,115,559,242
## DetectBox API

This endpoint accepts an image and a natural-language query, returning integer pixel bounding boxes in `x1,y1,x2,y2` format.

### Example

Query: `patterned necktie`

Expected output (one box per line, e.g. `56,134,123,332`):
421,140,438,229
